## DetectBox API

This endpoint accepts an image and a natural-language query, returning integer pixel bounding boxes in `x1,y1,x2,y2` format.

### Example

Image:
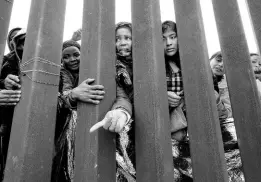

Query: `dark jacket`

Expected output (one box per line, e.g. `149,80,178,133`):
111,59,133,116
58,67,79,109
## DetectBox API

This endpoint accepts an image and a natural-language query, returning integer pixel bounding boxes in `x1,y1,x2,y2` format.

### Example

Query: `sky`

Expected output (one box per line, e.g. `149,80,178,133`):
5,0,259,57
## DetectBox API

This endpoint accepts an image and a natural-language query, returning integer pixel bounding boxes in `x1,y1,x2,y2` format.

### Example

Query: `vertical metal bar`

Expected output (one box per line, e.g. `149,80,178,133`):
132,0,174,181
245,0,261,52
74,0,116,181
211,0,261,181
3,0,66,181
173,0,229,181
0,0,14,69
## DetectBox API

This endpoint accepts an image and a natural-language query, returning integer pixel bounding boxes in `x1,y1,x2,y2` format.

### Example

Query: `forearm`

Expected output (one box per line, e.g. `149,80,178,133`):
111,86,132,116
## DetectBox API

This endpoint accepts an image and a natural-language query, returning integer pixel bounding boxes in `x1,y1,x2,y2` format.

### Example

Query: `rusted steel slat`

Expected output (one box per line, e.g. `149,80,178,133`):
74,0,116,181
211,0,261,181
132,0,173,181
3,0,66,181
246,0,261,52
0,0,14,69
173,0,229,181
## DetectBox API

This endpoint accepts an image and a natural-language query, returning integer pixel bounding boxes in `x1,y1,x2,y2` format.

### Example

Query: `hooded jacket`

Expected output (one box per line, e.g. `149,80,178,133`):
0,29,26,89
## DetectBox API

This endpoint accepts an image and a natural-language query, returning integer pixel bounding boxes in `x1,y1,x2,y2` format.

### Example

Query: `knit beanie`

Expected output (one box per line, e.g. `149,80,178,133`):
62,40,81,51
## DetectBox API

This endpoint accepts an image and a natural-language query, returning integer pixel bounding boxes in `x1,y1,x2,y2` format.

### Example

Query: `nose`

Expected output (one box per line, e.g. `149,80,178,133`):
120,39,127,46
166,38,172,46
69,56,77,62
218,61,223,67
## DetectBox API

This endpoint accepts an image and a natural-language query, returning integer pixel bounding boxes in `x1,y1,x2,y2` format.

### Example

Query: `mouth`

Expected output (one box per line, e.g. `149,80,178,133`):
70,62,79,68
214,67,223,73
119,48,131,53
166,48,175,52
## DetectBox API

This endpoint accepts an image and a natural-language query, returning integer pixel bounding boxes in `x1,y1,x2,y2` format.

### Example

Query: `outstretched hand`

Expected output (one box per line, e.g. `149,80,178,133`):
0,90,21,106
71,28,82,41
90,110,128,133
71,78,105,104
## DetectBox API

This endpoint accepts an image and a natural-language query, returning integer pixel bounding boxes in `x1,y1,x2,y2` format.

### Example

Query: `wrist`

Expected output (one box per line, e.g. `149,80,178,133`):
71,89,77,100
69,90,77,103
115,108,131,125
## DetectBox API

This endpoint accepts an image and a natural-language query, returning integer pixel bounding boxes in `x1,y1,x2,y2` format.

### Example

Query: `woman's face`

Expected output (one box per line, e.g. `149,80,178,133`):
163,29,178,57
62,46,80,71
116,27,132,57
210,56,224,76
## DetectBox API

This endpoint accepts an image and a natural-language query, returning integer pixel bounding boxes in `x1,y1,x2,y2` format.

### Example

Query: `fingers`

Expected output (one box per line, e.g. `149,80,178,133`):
5,75,21,89
0,98,20,103
8,74,20,83
89,90,105,95
89,95,104,100
6,79,21,89
168,92,181,99
89,119,106,133
0,103,17,106
168,97,180,104
89,85,104,90
0,90,21,95
76,29,82,34
87,99,100,105
0,90,21,103
89,111,127,133
103,111,113,130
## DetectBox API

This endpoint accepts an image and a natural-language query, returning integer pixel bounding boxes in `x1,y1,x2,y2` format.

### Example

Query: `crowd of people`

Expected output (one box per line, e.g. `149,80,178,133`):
0,20,260,182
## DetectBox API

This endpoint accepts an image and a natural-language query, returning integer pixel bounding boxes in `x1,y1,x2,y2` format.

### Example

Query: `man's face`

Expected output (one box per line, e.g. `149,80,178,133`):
163,30,178,57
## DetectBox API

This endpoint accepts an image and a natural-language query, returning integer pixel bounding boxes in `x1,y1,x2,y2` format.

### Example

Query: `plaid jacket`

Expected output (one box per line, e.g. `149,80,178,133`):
166,70,183,96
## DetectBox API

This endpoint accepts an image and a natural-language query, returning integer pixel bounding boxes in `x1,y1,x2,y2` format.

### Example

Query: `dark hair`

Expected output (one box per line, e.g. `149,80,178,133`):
116,22,132,34
250,53,260,57
209,51,222,61
162,20,177,35
162,21,181,76
62,40,81,51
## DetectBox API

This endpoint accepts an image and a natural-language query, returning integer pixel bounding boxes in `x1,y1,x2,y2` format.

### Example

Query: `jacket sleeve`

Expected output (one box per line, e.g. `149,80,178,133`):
59,70,77,109
0,57,18,89
111,85,132,117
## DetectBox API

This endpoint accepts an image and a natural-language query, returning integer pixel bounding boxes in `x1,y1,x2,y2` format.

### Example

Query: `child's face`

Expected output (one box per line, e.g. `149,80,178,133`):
250,55,261,74
163,29,178,57
62,46,80,71
116,27,132,57
210,55,224,76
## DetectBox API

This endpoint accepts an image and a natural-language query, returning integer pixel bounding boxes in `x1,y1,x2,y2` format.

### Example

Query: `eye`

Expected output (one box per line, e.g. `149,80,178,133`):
63,55,69,59
162,37,166,41
74,53,80,57
116,37,121,42
124,36,131,41
170,35,177,39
